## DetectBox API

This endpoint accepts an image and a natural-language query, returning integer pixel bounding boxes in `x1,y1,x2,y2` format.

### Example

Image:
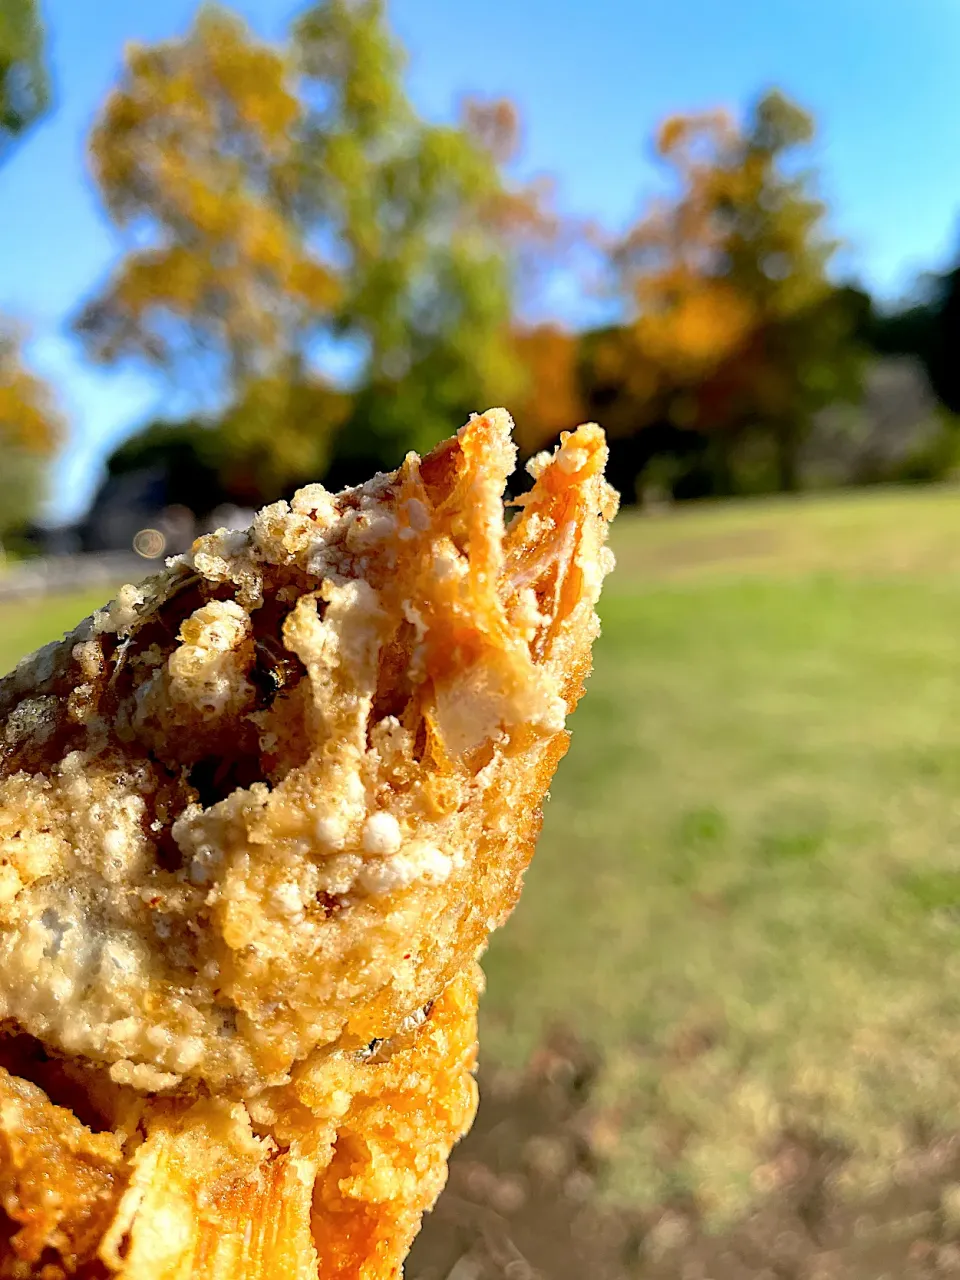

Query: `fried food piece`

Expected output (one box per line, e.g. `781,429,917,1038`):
0,409,617,1277
0,1064,127,1271
0,966,480,1279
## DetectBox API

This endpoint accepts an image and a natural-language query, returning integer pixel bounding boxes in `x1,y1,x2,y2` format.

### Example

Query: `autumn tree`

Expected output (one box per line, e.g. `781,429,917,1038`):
606,89,862,492
0,0,50,158
293,0,550,480
1,2,59,543
216,372,349,502
0,323,63,542
511,325,586,457
74,5,341,495
1,4,61,546
78,2,553,496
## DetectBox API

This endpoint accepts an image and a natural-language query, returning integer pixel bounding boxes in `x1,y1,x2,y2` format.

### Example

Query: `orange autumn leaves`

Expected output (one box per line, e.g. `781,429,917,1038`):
513,93,856,475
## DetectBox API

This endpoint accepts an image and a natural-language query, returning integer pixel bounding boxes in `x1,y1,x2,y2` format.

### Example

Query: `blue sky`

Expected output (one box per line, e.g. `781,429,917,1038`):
2,0,960,523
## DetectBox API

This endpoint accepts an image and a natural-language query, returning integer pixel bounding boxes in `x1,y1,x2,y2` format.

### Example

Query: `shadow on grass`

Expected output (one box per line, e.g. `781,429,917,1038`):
409,1029,960,1280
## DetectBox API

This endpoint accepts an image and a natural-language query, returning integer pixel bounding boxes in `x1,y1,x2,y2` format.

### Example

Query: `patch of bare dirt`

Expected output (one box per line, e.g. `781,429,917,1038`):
408,1030,960,1280
408,1028,638,1280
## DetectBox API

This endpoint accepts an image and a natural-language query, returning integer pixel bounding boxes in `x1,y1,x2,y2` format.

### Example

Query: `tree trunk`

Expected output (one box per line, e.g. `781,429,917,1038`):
708,433,735,497
775,421,800,492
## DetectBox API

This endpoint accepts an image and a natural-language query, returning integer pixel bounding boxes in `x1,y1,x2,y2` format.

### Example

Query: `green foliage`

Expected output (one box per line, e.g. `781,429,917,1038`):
104,376,350,512
926,261,960,415
293,0,525,474
75,5,336,398
105,418,229,514
858,294,939,361
216,373,349,500
892,409,960,484
108,418,218,476
0,0,50,157
74,6,345,504
0,322,62,540
854,239,960,420
0,445,44,545
78,0,532,495
0,4,56,541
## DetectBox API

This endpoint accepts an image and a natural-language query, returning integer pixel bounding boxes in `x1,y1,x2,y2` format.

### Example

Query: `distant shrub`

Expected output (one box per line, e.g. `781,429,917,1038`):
892,410,960,484
802,357,949,488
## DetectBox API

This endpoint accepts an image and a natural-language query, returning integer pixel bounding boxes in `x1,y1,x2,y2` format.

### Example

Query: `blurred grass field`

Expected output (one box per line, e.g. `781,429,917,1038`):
0,590,116,672
8,486,960,1227
487,485,960,1224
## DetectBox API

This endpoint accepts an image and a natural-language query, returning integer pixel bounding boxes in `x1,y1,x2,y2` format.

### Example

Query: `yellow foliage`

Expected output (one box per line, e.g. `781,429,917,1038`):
612,90,848,462
656,109,736,164
77,7,336,390
634,280,755,377
0,325,63,457
512,325,585,454
217,374,350,499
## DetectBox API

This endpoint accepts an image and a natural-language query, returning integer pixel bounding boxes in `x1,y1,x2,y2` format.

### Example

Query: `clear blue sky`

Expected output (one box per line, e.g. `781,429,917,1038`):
2,0,959,523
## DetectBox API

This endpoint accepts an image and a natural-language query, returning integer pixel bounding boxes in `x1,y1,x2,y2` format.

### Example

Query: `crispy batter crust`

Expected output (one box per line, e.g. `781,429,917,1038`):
0,410,617,1277
0,967,479,1279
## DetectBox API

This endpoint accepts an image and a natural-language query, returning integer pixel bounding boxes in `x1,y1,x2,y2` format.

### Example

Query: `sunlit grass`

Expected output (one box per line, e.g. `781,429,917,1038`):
482,484,960,1222
610,481,960,582
0,589,117,675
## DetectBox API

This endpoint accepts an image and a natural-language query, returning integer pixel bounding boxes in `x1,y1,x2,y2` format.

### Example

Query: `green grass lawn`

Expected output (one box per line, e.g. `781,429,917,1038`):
8,487,960,1226
483,485,960,1223
0,589,119,675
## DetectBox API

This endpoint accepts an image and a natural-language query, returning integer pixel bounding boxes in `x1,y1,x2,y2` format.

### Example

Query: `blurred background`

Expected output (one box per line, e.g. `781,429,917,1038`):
5,1,960,1276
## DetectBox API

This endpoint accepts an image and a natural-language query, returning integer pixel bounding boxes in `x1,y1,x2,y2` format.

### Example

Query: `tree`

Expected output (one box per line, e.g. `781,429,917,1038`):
0,323,63,543
511,324,586,457
104,418,228,513
75,6,340,422
77,2,551,495
1,4,58,546
848,235,960,419
0,0,50,158
922,257,960,416
610,89,862,492
216,372,349,501
293,0,548,479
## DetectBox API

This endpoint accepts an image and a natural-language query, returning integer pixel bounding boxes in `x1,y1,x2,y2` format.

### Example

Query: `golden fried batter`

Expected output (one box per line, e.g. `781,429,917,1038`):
0,409,616,1277
0,967,480,1279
